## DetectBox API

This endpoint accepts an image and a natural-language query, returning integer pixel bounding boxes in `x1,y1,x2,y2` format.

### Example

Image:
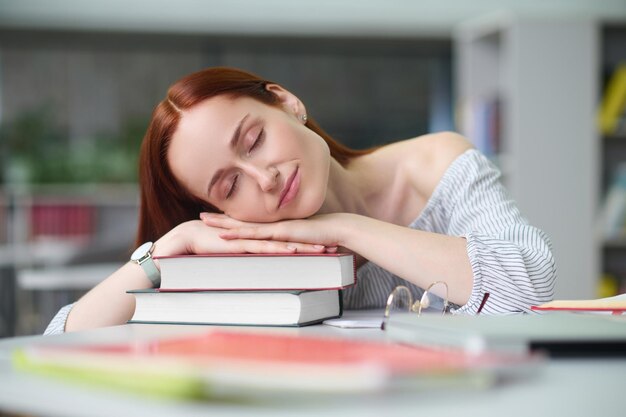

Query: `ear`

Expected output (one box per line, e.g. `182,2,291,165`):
265,84,307,122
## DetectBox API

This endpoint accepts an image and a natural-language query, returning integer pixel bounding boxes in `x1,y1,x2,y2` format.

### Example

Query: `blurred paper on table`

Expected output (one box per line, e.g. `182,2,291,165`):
13,328,537,400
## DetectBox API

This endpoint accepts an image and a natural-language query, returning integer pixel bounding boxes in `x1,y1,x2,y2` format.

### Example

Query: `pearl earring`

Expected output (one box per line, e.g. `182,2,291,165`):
301,114,308,123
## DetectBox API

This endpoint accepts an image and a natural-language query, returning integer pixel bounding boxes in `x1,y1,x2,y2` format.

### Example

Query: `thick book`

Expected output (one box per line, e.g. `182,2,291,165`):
128,289,342,327
384,313,626,358
531,293,626,314
154,252,356,291
13,329,536,399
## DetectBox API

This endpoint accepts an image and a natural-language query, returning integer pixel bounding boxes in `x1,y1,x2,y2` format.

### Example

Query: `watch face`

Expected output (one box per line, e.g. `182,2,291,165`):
131,241,154,262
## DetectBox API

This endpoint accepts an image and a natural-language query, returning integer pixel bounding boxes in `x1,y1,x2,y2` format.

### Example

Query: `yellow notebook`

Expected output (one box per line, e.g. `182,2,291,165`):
598,64,626,135
531,293,626,314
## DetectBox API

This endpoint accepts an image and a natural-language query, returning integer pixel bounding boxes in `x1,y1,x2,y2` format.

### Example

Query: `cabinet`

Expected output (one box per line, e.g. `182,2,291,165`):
454,13,599,299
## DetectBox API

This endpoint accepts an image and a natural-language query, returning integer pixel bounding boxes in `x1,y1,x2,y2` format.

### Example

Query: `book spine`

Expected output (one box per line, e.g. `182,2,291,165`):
598,64,626,135
338,289,344,316
600,162,626,239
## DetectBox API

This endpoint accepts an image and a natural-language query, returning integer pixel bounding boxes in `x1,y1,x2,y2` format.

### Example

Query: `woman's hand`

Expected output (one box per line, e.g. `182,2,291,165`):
199,212,355,252
153,219,330,257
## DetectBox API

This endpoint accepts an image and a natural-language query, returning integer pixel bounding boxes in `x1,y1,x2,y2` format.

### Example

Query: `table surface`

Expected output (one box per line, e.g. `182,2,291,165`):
0,311,624,417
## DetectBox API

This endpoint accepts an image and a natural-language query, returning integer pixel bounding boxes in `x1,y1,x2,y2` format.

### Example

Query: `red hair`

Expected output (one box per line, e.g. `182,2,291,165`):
136,67,374,246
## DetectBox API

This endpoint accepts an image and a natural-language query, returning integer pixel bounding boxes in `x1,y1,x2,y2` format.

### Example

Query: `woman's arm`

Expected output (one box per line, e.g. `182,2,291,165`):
338,214,474,305
206,213,472,304
62,220,328,333
204,148,556,313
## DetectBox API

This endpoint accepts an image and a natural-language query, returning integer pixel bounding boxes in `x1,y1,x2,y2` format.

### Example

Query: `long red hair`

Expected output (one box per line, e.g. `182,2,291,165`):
136,67,374,246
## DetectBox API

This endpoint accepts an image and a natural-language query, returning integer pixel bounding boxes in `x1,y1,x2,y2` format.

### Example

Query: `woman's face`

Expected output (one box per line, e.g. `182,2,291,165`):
167,90,331,223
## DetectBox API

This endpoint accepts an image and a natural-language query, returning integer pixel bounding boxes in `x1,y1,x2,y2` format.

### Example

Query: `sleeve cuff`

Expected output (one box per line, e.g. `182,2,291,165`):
451,232,486,314
43,303,75,335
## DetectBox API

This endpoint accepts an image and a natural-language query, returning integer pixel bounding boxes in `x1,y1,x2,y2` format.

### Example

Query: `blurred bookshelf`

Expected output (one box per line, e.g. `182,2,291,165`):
598,23,626,294
0,184,138,336
454,12,599,299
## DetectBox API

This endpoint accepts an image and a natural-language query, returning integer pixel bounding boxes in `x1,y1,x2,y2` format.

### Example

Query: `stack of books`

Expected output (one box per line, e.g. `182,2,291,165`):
127,253,357,327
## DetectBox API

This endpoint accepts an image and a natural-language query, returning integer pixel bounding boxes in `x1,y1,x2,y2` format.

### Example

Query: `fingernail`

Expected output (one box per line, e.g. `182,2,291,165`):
314,245,325,250
287,245,297,252
200,212,209,220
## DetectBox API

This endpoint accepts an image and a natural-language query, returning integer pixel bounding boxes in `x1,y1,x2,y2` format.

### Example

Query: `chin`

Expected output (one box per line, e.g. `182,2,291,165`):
299,191,327,218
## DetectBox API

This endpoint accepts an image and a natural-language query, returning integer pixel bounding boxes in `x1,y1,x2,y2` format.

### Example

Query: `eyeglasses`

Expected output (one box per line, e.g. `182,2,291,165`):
381,281,490,330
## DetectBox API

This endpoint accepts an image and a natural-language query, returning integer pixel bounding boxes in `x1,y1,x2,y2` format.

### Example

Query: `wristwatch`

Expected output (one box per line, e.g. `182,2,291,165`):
130,241,161,287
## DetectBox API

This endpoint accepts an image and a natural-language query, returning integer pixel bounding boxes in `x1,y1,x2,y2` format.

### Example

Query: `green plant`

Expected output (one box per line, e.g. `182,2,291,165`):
1,105,145,184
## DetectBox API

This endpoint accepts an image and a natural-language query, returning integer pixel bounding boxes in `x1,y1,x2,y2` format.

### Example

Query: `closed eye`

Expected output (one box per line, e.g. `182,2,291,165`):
226,173,239,199
247,128,265,155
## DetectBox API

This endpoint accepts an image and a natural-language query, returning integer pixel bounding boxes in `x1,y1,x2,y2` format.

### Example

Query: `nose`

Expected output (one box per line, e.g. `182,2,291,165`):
243,164,279,192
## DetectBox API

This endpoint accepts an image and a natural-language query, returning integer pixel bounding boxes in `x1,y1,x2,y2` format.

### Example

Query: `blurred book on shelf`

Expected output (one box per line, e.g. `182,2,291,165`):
597,273,621,299
598,63,626,136
29,202,95,243
600,162,626,240
458,96,501,158
0,195,6,244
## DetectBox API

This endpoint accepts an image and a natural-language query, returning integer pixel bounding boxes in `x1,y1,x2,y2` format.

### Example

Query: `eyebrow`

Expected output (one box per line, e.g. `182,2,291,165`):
206,113,249,199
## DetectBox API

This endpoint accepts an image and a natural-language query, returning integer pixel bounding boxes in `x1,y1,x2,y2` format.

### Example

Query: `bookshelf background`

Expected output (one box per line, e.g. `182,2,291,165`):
454,13,599,300
599,23,626,294
0,184,138,335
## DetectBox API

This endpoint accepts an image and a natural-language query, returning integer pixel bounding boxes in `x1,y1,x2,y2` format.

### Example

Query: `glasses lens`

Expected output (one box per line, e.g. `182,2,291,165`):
419,281,449,315
384,285,413,321
382,286,414,330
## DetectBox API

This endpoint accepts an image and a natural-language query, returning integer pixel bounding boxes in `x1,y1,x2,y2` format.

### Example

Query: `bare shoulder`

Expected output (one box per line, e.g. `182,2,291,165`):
411,131,473,170
355,132,473,224
397,131,474,199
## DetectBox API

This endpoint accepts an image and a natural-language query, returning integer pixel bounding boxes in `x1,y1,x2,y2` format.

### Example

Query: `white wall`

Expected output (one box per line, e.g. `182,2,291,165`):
0,0,625,36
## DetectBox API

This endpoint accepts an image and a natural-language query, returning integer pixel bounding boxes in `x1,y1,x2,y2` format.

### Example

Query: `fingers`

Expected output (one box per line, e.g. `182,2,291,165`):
200,212,256,229
229,240,328,254
199,212,338,253
219,227,339,252
200,212,237,228
219,227,272,241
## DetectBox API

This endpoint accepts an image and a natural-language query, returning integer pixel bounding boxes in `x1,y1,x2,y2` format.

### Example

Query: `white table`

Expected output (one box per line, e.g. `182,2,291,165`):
0,314,624,417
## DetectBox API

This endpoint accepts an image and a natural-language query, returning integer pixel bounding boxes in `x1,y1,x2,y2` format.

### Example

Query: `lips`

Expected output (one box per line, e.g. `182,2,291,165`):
278,167,300,209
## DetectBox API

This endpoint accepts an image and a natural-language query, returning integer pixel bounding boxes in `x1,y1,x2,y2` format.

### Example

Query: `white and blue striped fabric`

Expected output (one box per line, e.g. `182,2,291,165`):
343,149,556,314
43,303,74,335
